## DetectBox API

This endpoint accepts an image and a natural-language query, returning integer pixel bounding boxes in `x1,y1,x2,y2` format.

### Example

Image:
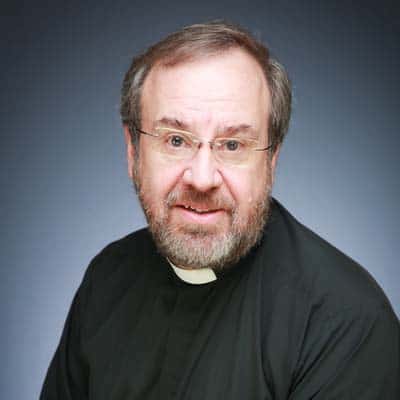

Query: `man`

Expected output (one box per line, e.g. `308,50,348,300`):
41,21,399,399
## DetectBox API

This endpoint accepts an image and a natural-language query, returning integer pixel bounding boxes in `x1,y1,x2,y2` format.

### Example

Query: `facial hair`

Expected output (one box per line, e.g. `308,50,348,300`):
135,176,273,271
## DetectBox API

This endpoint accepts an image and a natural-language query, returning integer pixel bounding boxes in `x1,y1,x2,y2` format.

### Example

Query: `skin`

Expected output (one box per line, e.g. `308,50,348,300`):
124,48,280,270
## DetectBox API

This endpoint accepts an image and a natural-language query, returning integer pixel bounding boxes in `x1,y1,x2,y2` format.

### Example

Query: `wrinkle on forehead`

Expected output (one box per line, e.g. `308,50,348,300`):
141,49,270,136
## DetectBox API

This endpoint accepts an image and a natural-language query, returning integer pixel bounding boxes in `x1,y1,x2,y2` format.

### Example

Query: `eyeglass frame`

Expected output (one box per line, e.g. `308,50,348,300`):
130,124,273,163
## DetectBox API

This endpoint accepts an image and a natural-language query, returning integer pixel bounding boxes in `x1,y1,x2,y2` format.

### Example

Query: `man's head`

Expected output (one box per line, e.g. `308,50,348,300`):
120,21,292,270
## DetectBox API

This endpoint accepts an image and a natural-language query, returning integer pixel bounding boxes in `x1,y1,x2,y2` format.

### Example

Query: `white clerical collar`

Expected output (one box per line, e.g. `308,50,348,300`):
168,259,217,284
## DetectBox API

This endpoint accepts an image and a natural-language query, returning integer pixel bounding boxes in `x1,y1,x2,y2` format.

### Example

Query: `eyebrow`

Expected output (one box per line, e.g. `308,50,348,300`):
154,117,190,131
219,124,258,138
154,117,258,138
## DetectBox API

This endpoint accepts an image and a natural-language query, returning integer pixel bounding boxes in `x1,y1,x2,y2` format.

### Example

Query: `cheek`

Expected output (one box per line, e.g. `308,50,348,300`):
139,153,183,198
224,162,269,207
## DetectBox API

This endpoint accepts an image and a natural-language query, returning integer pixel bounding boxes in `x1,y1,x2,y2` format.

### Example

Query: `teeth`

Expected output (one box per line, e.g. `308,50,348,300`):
182,205,211,213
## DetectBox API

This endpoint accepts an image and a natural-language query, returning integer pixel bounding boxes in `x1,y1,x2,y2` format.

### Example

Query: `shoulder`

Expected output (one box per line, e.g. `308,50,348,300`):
93,227,154,262
260,200,400,397
76,227,161,310
74,228,166,339
84,227,156,283
263,199,396,318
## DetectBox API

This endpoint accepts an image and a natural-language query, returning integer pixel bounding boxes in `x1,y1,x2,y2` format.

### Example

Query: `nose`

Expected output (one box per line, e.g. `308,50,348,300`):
182,145,223,192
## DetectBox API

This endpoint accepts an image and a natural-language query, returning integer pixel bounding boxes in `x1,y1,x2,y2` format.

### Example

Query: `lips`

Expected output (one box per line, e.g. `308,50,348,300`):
166,188,234,225
179,204,219,214
173,203,226,224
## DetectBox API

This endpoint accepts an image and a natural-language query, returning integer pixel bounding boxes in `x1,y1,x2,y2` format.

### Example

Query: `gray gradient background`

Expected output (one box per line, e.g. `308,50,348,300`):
1,0,399,398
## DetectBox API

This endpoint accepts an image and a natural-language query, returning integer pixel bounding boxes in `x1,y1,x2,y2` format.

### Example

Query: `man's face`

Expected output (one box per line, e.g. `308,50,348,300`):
124,49,280,270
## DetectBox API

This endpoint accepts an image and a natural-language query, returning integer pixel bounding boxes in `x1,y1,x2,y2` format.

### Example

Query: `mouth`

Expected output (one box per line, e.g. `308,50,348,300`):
173,204,226,224
179,204,219,214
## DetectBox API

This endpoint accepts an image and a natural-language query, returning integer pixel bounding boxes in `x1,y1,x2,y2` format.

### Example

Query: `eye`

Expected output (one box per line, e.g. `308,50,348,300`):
162,132,194,151
226,140,239,151
221,139,243,152
168,134,185,147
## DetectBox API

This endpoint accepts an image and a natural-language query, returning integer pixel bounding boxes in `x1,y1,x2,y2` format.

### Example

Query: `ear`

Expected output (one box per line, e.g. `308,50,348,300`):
123,125,136,180
270,145,281,185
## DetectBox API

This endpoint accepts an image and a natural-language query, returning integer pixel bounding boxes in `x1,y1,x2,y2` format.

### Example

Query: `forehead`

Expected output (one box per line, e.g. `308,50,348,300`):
140,49,270,132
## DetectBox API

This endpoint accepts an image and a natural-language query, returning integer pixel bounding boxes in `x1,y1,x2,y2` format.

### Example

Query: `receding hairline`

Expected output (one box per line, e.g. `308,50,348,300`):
142,21,269,65
139,47,271,127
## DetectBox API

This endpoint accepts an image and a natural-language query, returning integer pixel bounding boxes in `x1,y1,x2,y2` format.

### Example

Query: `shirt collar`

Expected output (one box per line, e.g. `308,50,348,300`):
168,259,217,284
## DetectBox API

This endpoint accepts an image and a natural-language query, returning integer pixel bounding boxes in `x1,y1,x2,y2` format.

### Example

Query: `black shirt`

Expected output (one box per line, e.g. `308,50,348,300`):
40,200,400,399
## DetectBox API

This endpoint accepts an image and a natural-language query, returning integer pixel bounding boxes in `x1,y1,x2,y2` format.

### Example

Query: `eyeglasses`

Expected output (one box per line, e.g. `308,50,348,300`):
132,125,272,165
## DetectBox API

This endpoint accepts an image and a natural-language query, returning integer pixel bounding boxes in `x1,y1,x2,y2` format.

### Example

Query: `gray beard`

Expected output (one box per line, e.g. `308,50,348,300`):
137,185,272,271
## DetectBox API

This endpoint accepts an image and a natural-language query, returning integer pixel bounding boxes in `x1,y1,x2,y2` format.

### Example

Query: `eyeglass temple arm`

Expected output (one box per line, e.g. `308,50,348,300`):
254,144,273,152
131,125,159,138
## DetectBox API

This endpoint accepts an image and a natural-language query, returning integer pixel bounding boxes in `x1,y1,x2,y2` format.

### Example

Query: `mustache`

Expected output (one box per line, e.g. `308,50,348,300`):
166,188,235,212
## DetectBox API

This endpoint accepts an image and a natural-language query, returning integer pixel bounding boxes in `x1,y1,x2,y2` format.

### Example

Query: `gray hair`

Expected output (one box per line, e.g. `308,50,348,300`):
120,21,292,153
